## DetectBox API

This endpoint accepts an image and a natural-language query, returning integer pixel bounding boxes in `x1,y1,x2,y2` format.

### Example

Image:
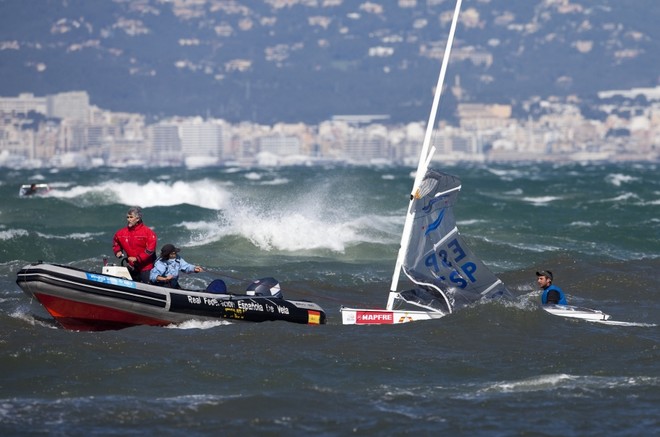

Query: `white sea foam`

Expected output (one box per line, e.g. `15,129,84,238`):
258,177,289,186
46,181,74,189
238,171,289,185
47,179,232,210
521,195,561,205
457,219,486,226
497,240,562,254
23,173,47,181
598,192,640,203
487,168,530,180
244,172,262,180
10,309,58,329
35,231,104,241
178,198,400,252
569,221,596,227
165,319,232,329
605,173,638,187
487,374,576,393
504,188,523,195
226,207,394,252
476,374,660,396
0,229,28,240
174,219,229,247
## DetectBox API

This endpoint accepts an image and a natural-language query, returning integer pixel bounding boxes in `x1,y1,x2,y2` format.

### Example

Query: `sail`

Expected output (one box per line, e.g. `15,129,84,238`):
399,169,510,313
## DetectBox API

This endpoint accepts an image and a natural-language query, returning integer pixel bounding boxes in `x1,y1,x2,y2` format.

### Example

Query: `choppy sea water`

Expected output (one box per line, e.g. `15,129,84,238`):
1,163,658,436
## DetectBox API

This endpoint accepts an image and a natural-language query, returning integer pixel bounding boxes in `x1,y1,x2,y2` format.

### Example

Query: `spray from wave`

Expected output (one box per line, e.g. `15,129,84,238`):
177,184,402,253
47,179,232,210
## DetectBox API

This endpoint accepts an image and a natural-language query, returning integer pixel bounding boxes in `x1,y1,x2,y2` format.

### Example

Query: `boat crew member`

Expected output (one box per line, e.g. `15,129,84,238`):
150,244,203,288
112,206,157,283
536,270,567,305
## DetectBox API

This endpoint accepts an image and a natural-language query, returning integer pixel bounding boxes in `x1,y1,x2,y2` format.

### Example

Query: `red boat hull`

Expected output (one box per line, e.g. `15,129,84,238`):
35,293,172,331
17,262,327,330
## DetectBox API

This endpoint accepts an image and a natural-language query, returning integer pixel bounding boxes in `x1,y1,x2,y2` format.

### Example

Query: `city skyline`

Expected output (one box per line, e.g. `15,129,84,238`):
1,83,659,169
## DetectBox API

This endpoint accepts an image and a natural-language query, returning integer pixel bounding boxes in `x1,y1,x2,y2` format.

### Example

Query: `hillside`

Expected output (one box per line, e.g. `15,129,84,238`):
0,0,658,124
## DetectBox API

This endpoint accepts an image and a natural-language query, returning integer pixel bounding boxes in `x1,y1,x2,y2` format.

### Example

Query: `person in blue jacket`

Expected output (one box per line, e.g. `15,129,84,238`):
536,270,567,305
150,244,203,288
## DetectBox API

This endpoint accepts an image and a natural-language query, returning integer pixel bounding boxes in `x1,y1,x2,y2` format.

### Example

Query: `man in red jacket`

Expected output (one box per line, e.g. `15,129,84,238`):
112,206,157,282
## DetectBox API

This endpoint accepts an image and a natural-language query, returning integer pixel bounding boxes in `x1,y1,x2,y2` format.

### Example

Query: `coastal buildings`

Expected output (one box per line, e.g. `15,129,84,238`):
0,89,658,168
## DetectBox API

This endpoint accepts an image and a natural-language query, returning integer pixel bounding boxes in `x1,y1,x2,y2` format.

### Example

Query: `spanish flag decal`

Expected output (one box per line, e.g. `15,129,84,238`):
307,310,321,325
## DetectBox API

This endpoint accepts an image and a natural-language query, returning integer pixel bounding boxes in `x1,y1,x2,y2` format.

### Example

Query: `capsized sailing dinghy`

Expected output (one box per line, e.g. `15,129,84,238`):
340,0,511,325
17,262,326,331
340,169,511,325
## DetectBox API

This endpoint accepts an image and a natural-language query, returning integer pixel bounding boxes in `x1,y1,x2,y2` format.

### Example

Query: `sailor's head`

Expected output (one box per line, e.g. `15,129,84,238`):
160,244,180,259
536,270,553,281
126,206,143,227
536,270,553,288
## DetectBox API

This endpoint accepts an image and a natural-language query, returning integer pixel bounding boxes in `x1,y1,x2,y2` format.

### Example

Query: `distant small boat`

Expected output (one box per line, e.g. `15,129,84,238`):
16,262,326,331
19,183,50,197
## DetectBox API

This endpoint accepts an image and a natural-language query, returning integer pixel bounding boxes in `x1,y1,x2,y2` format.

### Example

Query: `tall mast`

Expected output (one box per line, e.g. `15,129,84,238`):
386,0,463,310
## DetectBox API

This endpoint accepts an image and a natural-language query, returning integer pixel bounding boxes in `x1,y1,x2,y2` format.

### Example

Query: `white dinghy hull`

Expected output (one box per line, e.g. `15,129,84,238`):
542,304,610,321
340,307,447,325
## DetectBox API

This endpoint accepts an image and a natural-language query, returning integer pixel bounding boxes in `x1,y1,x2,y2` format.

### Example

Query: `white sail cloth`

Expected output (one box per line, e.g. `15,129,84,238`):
399,169,511,313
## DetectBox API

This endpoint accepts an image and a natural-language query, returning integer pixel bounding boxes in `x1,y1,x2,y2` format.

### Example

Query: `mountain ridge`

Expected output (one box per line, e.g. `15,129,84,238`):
1,0,658,124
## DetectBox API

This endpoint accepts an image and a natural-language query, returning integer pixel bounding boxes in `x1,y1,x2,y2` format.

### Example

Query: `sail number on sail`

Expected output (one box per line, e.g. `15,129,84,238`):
424,237,476,288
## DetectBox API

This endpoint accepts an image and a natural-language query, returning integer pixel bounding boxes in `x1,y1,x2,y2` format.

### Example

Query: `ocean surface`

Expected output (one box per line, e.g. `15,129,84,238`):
1,163,658,436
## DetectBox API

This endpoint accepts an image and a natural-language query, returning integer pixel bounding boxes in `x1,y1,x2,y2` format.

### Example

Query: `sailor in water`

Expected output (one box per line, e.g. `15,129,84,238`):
537,270,567,305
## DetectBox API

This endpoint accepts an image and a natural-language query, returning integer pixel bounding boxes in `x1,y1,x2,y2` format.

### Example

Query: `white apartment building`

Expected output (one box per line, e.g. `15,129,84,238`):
343,129,388,163
0,93,47,115
149,123,182,164
257,134,301,156
179,118,223,158
47,91,90,122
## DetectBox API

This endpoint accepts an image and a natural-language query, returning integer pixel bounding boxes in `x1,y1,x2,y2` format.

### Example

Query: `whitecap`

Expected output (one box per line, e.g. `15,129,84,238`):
0,229,29,240
487,374,576,393
521,195,561,205
487,168,528,180
474,374,660,397
244,172,262,180
35,231,105,241
569,221,596,227
457,219,486,226
258,177,289,186
177,197,401,253
230,210,368,252
598,192,640,203
504,188,523,195
47,179,232,210
605,173,638,187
